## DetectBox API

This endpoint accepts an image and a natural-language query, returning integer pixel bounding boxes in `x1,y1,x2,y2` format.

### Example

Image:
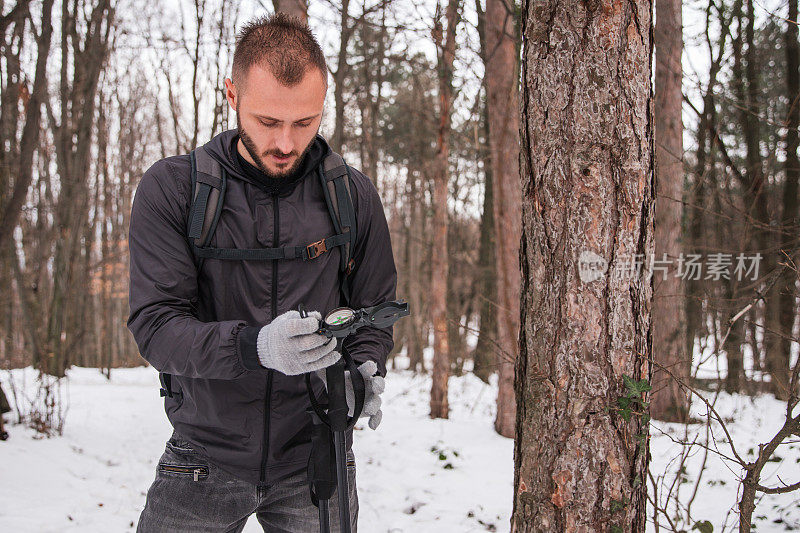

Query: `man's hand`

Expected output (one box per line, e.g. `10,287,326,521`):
317,360,385,430
256,310,338,375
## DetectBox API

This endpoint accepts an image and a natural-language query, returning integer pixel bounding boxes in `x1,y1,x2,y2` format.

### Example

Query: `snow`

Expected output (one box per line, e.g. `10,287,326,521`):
1,365,797,532
0,366,512,532
650,391,800,532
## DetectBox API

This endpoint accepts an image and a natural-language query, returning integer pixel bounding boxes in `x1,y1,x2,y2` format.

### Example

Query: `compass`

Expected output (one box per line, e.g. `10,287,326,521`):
323,307,357,331
299,300,410,339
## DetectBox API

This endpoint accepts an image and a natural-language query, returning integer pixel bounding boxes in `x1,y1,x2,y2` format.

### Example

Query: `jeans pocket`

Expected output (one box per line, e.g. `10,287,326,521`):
159,436,210,483
158,462,210,481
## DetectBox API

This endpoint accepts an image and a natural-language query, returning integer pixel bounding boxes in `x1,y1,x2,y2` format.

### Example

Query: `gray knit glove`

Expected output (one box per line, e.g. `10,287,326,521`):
257,310,339,376
317,360,385,430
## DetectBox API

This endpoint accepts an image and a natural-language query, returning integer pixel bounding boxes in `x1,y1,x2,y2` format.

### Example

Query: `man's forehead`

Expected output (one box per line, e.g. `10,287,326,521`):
239,64,326,118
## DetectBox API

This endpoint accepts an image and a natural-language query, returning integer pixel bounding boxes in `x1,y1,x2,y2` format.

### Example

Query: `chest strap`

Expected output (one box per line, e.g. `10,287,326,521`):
191,232,350,261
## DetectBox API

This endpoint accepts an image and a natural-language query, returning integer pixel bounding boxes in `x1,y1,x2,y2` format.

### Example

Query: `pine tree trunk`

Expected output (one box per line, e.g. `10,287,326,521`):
651,0,688,422
473,135,497,383
485,0,521,438
331,0,353,155
513,0,654,529
473,0,498,385
738,0,783,396
429,0,460,419
406,168,426,373
777,0,799,398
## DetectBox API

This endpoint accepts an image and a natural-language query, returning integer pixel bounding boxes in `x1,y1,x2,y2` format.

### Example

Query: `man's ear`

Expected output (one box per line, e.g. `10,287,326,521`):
224,78,237,111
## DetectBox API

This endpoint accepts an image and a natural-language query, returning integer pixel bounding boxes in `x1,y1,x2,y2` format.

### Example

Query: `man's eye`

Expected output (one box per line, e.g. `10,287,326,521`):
260,121,278,128
295,122,312,128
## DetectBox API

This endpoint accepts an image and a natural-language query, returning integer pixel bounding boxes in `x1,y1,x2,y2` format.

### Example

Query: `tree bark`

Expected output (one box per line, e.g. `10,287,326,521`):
485,0,521,438
0,0,54,254
738,0,782,397
473,0,497,385
513,0,654,529
474,116,497,382
651,0,688,422
331,0,354,155
429,0,460,419
776,0,799,399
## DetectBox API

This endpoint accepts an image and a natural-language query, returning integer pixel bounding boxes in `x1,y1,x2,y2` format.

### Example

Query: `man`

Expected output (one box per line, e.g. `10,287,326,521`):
127,13,396,532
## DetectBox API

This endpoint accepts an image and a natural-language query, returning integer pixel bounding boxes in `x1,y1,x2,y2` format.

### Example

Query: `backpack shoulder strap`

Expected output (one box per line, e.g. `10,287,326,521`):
189,147,227,249
319,152,358,305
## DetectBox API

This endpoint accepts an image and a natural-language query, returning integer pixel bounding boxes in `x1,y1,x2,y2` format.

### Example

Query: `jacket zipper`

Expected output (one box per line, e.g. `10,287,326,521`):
260,194,280,486
159,464,209,481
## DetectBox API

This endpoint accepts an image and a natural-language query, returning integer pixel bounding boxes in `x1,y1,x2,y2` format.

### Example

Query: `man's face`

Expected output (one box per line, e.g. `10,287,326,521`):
225,65,327,178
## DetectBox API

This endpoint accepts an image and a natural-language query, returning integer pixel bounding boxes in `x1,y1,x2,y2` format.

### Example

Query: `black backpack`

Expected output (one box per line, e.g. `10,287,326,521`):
158,146,359,399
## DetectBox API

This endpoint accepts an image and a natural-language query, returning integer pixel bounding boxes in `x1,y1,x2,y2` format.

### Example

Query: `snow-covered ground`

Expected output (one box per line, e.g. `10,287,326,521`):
0,365,512,532
1,364,797,532
649,390,800,532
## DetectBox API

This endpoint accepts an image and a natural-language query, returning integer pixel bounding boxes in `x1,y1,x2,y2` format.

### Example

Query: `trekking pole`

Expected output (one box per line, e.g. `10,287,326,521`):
325,350,353,533
301,301,410,533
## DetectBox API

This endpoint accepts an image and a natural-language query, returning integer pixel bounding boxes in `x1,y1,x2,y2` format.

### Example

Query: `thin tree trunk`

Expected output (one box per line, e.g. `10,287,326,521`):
776,0,800,399
99,96,113,374
473,116,497,382
473,0,497,384
408,164,428,372
485,0,520,438
651,0,687,422
331,0,353,154
737,0,782,396
429,0,460,419
0,0,54,254
513,0,654,529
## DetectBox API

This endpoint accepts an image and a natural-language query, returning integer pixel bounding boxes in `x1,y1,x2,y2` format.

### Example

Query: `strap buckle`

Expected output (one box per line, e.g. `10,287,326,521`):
306,239,328,259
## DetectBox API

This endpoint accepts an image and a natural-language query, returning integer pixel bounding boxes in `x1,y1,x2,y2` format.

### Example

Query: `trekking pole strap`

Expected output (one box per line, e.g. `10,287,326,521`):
304,349,366,431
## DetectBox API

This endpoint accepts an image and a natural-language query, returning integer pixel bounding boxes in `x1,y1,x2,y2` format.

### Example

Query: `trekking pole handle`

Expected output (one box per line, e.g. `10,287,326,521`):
325,352,349,432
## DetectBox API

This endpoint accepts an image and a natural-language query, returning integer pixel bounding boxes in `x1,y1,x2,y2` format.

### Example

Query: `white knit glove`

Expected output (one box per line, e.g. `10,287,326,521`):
317,360,385,430
257,310,338,375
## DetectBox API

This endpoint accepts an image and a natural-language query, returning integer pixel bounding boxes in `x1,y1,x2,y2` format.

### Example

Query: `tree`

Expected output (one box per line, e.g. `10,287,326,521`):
651,0,688,421
0,0,54,255
484,0,520,437
429,0,461,419
513,0,654,529
776,0,799,401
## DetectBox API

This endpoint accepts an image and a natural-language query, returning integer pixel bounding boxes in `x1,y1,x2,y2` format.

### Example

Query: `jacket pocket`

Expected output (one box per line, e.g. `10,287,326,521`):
165,437,196,454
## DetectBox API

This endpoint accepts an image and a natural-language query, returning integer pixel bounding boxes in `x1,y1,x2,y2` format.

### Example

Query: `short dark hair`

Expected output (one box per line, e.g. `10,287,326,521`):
231,13,328,91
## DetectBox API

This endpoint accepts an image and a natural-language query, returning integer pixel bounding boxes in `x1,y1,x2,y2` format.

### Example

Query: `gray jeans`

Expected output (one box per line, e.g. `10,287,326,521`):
137,432,358,532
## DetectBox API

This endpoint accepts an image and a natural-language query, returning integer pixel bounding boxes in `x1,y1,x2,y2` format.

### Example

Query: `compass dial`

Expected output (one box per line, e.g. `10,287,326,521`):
324,307,356,328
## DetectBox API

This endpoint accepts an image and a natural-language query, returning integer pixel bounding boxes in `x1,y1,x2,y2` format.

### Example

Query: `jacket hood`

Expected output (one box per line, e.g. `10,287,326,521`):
201,129,332,190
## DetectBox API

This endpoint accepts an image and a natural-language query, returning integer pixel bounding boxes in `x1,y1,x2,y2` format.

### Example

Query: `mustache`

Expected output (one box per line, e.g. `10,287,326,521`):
264,149,296,158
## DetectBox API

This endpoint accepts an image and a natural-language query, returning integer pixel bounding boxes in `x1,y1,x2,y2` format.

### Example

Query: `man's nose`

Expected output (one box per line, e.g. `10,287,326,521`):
275,127,294,155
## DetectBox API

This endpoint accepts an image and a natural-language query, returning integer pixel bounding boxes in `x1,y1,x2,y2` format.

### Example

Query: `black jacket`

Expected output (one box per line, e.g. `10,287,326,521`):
127,129,397,485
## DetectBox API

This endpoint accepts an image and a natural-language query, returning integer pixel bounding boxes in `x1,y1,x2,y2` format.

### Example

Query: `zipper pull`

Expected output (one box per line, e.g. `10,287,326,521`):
194,468,201,481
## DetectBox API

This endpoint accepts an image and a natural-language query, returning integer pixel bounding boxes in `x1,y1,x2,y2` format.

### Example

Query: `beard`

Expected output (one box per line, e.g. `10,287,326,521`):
236,111,316,179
